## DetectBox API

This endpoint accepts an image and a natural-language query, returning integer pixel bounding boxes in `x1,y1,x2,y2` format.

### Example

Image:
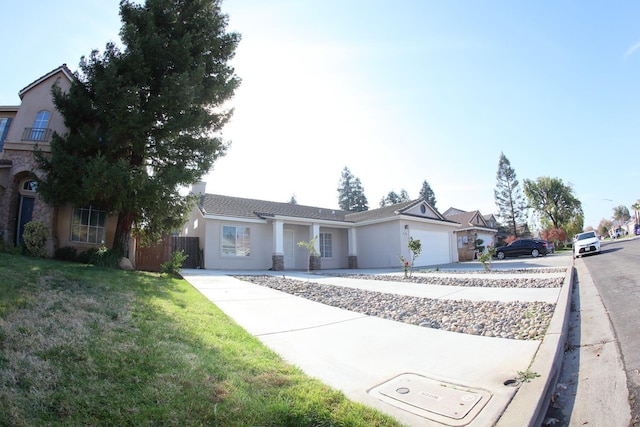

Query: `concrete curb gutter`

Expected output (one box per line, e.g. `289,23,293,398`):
496,265,574,426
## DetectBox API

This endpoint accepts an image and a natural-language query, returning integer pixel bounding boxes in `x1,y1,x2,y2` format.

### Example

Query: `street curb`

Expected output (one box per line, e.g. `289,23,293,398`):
496,265,574,427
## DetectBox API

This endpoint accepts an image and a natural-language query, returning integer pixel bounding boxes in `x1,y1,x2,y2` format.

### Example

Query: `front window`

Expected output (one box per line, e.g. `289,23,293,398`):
30,110,50,141
222,225,250,256
71,206,106,244
0,117,11,151
319,233,332,258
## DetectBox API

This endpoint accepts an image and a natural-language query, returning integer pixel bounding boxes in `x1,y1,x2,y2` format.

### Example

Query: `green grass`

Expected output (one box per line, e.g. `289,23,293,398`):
0,253,402,427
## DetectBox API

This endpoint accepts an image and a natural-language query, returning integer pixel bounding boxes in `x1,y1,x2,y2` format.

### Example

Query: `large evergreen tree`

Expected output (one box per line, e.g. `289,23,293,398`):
380,189,409,207
494,153,526,237
337,167,368,212
419,180,437,208
523,176,583,231
35,0,240,255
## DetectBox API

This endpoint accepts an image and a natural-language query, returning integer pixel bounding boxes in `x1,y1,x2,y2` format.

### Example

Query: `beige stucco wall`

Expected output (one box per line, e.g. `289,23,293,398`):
317,226,348,269
355,220,404,268
285,224,349,270
183,207,207,242
203,219,273,270
5,71,70,149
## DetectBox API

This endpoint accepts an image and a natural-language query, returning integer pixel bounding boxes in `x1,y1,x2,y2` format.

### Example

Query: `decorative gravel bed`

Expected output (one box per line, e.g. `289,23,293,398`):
415,267,567,274
328,274,564,289
234,274,559,341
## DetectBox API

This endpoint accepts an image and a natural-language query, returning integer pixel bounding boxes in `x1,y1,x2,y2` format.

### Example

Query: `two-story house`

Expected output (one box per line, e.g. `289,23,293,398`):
0,65,118,256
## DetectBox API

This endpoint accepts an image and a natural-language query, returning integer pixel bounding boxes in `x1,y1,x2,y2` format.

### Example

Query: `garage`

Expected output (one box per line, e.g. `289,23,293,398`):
410,229,452,266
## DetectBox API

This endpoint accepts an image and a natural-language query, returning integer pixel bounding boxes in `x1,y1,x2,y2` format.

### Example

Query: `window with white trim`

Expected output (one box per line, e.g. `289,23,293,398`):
319,233,332,258
71,206,106,244
222,225,250,256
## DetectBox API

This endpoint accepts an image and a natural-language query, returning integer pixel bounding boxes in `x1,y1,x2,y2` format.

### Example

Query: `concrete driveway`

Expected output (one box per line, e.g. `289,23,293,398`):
182,252,574,426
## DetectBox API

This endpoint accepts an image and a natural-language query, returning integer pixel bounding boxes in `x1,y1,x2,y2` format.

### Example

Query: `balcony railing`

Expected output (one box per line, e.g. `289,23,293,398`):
22,127,53,142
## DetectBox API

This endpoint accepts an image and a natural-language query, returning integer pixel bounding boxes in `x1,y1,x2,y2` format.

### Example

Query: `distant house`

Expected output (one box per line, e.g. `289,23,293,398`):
0,65,120,256
483,213,499,229
443,208,498,261
182,182,461,270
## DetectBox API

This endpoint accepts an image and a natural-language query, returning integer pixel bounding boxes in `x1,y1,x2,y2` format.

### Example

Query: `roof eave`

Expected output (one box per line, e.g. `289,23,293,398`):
18,64,75,99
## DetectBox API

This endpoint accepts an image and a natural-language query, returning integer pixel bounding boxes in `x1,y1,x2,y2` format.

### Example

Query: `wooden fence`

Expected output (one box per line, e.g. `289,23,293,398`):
135,236,200,272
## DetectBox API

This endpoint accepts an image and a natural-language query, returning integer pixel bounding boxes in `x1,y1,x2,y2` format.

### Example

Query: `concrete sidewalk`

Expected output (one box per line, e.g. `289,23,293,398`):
181,261,575,427
540,260,631,426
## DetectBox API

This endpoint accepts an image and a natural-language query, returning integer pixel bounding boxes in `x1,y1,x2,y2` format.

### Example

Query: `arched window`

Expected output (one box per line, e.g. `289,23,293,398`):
21,180,38,193
30,110,50,141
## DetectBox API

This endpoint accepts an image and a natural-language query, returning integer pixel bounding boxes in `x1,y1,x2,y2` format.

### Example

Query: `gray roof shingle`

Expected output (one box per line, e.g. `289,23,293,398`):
200,194,457,225
200,194,349,221
344,199,423,222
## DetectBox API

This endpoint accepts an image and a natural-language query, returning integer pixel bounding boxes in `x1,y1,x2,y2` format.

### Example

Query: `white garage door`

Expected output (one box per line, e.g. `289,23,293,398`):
410,230,451,266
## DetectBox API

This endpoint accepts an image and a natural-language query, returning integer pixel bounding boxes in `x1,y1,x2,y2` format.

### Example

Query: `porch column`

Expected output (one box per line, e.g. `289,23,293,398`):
272,220,284,271
348,227,358,269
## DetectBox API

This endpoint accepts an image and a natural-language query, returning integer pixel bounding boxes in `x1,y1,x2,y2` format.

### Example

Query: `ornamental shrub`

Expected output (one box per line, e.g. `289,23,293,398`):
77,246,121,268
160,250,188,276
23,221,48,257
55,246,78,261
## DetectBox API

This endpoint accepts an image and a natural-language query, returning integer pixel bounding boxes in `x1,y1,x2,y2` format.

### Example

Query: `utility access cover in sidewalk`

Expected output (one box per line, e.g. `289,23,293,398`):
369,373,492,426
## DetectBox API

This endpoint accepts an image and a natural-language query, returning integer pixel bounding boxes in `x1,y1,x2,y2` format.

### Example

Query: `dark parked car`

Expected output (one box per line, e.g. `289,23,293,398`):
495,239,549,260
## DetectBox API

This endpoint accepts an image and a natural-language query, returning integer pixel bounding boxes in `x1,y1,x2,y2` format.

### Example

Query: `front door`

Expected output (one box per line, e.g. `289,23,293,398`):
16,196,35,246
284,230,295,269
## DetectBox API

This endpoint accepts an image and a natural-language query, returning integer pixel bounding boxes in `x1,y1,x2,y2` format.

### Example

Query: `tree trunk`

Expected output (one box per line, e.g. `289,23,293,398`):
113,211,135,258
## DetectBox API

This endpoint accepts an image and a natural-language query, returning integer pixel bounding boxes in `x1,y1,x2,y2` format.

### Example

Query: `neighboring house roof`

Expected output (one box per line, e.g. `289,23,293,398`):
445,209,498,233
445,210,487,227
483,213,497,222
199,194,457,226
18,64,75,99
344,199,449,223
442,207,467,217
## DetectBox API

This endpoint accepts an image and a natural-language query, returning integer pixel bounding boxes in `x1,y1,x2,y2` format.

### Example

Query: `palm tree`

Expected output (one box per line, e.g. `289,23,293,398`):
613,205,630,223
632,200,640,225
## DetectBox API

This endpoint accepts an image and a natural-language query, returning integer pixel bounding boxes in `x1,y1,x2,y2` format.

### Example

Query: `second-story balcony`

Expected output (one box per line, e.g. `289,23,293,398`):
22,127,53,142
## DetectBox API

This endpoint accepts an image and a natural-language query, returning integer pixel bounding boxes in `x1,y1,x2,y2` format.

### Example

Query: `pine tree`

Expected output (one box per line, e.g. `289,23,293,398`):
380,189,410,207
337,167,368,212
35,0,240,256
419,180,437,208
494,153,526,237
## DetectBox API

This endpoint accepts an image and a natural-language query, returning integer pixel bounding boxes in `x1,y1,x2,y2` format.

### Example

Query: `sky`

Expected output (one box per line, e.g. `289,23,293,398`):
1,1,639,231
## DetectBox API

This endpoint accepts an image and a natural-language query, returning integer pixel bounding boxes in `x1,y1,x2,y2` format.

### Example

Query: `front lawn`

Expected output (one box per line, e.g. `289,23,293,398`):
0,253,401,427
